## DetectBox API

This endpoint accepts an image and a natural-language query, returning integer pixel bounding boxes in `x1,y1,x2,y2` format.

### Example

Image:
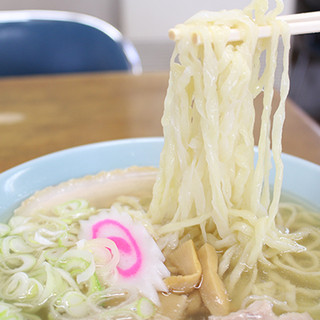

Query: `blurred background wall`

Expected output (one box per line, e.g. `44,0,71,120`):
0,0,120,28
0,0,318,121
0,0,295,71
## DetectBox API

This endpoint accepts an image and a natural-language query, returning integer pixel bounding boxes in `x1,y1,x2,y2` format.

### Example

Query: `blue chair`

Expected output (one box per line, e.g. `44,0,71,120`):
0,10,142,76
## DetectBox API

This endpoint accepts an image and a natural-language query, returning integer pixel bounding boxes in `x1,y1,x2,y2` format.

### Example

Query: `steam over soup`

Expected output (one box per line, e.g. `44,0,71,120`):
0,0,319,319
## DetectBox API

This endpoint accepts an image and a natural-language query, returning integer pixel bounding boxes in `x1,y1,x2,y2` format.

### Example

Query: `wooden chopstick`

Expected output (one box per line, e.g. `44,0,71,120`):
169,11,320,44
280,11,320,37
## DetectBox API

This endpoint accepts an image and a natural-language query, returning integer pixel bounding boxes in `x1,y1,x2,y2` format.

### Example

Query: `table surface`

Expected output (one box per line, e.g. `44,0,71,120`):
0,71,319,173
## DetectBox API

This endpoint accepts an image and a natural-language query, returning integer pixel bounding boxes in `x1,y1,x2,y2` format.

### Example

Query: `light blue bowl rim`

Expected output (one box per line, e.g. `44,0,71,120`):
0,137,319,222
0,137,164,179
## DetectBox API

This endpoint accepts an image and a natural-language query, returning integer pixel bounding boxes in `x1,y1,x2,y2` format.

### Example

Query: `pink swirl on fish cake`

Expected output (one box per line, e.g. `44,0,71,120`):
92,219,142,278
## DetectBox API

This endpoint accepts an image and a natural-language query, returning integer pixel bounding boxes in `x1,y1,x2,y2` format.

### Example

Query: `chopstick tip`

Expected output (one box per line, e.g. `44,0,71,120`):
168,28,178,41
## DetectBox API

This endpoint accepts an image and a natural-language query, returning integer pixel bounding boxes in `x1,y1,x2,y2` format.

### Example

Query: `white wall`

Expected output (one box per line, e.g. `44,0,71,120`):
0,0,120,28
121,0,296,41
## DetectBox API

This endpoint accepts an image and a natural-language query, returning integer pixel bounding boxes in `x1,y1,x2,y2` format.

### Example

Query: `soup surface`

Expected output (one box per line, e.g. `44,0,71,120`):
0,167,319,319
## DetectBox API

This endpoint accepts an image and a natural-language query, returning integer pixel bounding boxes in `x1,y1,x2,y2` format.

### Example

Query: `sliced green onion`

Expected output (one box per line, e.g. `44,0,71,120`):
44,247,67,263
58,249,95,283
33,232,55,246
136,297,155,319
54,267,80,292
2,272,29,300
59,291,89,318
25,278,43,300
88,273,103,295
36,263,65,304
0,301,23,320
9,237,34,253
58,234,78,248
0,254,36,274
61,218,73,225
56,199,89,212
0,223,10,237
2,273,43,303
8,216,30,230
54,199,94,221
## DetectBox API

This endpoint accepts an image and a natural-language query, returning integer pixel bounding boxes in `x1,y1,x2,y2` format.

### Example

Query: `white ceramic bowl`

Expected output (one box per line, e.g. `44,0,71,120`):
0,137,319,222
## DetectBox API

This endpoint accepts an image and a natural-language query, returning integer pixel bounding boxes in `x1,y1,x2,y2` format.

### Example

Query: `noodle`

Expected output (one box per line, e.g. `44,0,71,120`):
148,0,320,317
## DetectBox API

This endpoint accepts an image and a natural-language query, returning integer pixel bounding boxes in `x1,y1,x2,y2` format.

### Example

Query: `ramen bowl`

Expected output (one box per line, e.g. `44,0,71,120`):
0,137,319,222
